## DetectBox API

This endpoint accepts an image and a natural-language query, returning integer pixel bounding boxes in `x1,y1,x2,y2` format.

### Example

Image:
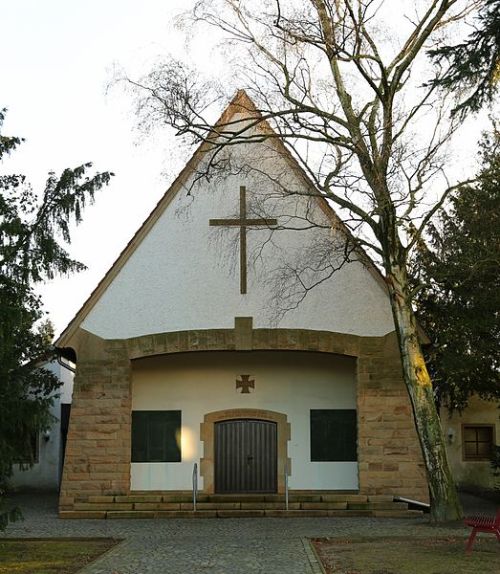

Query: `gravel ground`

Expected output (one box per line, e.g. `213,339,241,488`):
0,492,497,574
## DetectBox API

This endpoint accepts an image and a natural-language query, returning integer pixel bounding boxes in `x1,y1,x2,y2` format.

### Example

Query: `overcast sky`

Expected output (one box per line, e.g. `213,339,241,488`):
1,1,491,338
2,0,206,336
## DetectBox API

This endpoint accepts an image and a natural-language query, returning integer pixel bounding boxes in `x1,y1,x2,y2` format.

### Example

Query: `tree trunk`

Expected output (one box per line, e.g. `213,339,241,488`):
387,261,462,522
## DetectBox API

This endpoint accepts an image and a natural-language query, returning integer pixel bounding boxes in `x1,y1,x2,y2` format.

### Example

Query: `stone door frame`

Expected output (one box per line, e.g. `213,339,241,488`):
200,408,291,494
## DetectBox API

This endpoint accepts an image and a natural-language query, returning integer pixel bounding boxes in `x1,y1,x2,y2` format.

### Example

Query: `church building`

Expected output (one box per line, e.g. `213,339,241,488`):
57,91,428,518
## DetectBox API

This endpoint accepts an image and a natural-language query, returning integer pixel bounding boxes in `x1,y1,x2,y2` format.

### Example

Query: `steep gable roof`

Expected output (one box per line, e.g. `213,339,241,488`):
56,90,392,348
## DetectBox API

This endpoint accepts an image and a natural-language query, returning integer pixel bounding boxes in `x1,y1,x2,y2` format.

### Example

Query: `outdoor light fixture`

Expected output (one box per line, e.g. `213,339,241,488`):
446,428,455,445
43,430,51,442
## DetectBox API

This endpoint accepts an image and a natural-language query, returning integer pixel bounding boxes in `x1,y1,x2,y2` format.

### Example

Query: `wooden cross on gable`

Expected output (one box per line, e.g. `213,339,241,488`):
209,186,277,294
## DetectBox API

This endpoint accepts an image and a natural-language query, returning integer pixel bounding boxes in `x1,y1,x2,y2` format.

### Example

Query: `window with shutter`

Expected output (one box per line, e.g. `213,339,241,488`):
131,411,181,462
310,409,357,462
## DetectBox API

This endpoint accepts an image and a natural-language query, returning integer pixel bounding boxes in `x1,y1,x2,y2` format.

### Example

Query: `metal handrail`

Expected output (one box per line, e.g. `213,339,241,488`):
284,460,289,511
192,462,198,512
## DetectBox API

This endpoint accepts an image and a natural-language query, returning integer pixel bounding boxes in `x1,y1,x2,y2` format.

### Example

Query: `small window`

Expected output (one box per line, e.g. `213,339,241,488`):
132,411,181,463
310,409,357,462
463,425,494,460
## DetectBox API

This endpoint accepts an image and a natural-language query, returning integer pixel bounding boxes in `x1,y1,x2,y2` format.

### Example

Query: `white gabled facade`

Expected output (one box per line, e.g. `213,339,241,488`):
74,111,395,492
57,92,430,511
81,122,394,341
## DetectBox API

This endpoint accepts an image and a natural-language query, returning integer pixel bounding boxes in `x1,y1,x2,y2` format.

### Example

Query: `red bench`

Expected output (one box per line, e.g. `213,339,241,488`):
464,508,500,553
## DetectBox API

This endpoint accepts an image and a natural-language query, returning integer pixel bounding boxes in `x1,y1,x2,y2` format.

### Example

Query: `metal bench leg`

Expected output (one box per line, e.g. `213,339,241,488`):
466,529,477,554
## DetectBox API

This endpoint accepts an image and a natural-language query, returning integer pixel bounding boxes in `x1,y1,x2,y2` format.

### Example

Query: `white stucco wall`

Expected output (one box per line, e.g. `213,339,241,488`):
81,127,394,340
130,350,358,491
10,361,74,490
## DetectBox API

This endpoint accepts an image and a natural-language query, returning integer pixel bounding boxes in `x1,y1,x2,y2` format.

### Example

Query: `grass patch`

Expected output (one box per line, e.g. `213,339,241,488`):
311,536,500,574
0,538,119,574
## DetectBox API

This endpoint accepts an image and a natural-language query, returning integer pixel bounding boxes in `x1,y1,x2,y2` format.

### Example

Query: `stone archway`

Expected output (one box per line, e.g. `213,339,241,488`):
59,323,429,511
200,408,291,494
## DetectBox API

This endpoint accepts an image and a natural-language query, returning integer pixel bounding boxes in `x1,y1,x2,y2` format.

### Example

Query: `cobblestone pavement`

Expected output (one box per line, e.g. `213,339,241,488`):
1,493,493,574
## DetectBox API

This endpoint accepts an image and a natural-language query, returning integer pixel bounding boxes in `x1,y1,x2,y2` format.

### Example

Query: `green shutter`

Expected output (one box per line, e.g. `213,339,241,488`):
310,409,357,462
163,411,182,462
131,411,182,462
131,411,149,462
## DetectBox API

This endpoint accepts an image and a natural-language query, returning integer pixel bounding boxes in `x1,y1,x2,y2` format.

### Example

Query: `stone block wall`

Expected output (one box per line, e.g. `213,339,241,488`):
59,323,429,512
357,335,428,502
59,334,132,510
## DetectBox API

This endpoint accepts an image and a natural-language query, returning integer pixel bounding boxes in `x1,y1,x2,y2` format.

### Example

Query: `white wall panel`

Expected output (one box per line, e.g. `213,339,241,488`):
82,134,394,339
131,351,358,491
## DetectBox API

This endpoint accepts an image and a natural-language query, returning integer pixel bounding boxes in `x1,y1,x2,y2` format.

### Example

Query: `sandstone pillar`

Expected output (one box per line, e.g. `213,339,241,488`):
59,332,131,510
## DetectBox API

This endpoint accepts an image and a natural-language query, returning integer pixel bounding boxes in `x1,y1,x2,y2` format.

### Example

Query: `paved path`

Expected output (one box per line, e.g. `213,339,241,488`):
1,493,495,574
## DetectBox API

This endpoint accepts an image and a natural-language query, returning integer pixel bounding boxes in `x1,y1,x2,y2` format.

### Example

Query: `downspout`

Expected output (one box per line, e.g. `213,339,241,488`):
56,354,76,373
54,347,76,373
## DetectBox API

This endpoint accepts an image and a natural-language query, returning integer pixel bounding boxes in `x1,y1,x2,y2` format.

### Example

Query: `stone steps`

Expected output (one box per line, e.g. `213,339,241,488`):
61,493,423,519
79,493,394,505
60,508,424,519
71,500,409,512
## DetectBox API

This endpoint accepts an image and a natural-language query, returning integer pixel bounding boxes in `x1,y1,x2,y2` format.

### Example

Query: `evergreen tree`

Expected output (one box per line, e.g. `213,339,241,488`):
428,0,500,115
414,128,500,410
0,109,112,529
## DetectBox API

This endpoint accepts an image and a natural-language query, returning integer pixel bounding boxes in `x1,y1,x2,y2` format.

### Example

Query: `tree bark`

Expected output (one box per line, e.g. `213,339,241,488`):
386,259,463,522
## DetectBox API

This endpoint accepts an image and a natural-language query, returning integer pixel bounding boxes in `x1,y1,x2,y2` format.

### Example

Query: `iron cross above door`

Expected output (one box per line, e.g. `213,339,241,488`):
209,186,277,294
236,374,255,394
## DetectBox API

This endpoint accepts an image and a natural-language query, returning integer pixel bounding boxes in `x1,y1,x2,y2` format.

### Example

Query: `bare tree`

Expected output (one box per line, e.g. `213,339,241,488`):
120,0,483,521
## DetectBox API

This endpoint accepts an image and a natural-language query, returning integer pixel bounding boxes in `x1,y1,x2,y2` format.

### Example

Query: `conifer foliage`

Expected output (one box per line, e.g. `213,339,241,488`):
428,0,500,115
414,128,500,410
0,109,112,528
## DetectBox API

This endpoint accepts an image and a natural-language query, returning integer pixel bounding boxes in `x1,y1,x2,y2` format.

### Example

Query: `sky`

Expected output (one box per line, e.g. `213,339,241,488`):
2,0,206,336
1,1,492,338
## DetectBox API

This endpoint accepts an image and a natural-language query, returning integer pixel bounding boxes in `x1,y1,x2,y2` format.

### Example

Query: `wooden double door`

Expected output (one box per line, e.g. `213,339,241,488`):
214,419,277,494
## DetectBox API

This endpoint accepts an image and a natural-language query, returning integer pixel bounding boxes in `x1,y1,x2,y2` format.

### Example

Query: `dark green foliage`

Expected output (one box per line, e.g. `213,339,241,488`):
428,0,500,115
0,108,112,528
413,128,500,410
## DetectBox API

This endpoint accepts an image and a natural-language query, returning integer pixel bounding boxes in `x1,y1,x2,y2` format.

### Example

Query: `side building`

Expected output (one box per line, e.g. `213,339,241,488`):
442,397,499,493
10,360,74,491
